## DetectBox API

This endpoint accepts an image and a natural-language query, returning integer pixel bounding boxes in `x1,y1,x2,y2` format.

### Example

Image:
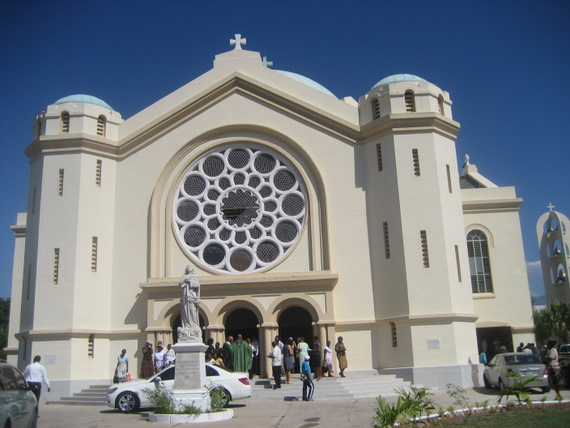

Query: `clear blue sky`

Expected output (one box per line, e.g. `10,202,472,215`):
1,1,568,301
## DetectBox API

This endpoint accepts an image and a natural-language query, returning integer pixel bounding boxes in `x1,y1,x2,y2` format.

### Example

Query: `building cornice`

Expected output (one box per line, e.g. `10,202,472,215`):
462,198,523,213
360,112,461,143
141,271,339,295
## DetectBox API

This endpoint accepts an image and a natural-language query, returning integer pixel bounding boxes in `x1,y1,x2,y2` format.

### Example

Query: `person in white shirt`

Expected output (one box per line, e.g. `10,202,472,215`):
164,344,176,367
154,341,167,373
23,355,50,410
268,341,282,389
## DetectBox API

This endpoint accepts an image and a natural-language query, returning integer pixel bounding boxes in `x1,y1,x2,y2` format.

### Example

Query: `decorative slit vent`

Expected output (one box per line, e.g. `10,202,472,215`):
91,237,98,272
390,322,398,347
58,169,64,196
53,248,60,284
446,164,452,193
88,335,94,358
376,144,383,171
412,149,420,176
455,245,462,282
96,160,102,186
420,230,429,267
383,222,390,259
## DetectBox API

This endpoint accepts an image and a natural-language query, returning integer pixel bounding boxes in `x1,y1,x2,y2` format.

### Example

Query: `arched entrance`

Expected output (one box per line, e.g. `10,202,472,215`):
171,313,206,344
278,306,314,347
224,308,259,341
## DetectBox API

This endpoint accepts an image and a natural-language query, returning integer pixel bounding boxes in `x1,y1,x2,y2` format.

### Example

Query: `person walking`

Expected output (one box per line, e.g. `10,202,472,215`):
301,355,314,401
268,340,282,389
23,355,50,413
114,349,129,383
323,340,335,377
335,336,347,377
543,339,563,400
311,336,322,380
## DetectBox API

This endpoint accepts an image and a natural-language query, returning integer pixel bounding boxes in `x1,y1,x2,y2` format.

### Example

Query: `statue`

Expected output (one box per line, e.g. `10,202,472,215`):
177,265,202,342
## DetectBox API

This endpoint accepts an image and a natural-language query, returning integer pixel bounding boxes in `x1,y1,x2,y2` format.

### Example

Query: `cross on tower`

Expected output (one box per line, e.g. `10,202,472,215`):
230,34,246,50
547,203,555,211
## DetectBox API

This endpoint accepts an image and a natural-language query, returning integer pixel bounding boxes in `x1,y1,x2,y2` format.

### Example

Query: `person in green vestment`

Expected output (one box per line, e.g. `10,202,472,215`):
231,334,253,373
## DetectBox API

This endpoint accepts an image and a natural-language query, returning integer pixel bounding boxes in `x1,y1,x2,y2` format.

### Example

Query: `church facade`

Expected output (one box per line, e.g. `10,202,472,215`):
8,42,535,399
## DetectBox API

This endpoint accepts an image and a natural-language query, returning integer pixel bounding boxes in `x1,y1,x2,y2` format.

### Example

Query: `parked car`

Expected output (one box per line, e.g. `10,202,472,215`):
107,363,251,413
0,360,38,428
483,352,549,392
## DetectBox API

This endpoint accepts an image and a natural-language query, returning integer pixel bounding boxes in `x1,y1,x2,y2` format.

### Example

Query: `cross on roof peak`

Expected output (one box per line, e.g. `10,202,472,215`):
262,56,274,68
230,34,246,50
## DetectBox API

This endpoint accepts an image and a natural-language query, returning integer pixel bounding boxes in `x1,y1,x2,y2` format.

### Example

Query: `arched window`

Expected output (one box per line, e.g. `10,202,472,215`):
438,95,445,115
405,90,416,112
466,230,493,293
97,115,106,136
371,98,381,119
61,112,70,133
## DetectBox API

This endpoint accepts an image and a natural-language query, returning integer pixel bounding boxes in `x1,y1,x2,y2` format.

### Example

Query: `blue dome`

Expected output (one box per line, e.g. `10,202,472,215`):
371,74,427,90
55,94,114,110
274,70,336,98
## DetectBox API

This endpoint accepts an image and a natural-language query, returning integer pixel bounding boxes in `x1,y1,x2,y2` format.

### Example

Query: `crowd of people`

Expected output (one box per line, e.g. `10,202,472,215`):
113,333,350,402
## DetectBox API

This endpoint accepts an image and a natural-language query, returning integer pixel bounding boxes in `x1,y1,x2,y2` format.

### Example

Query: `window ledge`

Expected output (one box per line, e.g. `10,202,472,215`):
473,292,495,299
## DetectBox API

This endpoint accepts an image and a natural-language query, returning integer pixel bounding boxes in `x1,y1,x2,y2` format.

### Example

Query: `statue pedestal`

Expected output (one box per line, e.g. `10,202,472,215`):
171,342,210,411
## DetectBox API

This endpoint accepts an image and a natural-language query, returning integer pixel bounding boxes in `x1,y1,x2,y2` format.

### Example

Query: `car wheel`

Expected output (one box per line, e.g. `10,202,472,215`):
541,386,551,393
498,378,505,391
117,391,140,413
220,388,231,408
483,374,491,389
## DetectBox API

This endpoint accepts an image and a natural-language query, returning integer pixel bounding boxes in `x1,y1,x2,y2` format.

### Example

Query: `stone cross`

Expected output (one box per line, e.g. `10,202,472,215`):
262,56,274,67
547,203,555,211
230,34,246,50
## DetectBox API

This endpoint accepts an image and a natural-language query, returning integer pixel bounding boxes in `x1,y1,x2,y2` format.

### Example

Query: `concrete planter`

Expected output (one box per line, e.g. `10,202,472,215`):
149,409,233,423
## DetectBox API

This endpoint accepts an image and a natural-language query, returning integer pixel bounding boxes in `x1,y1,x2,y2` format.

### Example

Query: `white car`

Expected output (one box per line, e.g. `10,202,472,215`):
107,364,251,413
483,352,549,392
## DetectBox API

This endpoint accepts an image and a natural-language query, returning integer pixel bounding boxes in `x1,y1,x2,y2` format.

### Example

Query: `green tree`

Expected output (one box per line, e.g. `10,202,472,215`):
0,297,10,359
534,300,570,343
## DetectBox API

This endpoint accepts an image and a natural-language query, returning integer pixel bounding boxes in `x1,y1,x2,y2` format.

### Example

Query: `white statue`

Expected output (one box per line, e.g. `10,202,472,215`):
177,265,202,342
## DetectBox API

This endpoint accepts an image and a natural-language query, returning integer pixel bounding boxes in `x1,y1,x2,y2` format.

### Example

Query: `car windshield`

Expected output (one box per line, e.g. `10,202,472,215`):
504,355,541,365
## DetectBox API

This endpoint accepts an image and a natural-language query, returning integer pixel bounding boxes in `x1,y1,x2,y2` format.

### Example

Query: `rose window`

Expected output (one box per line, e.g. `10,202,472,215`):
173,146,307,273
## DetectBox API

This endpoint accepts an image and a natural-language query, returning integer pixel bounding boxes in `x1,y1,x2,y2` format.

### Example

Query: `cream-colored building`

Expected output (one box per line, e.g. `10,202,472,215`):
8,42,535,400
536,208,570,303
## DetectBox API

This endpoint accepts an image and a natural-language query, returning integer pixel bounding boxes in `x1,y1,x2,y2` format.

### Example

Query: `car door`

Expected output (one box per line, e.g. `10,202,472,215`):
1,366,36,427
487,355,501,385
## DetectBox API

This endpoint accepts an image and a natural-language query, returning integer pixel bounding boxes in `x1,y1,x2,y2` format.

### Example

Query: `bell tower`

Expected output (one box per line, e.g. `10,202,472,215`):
359,74,478,385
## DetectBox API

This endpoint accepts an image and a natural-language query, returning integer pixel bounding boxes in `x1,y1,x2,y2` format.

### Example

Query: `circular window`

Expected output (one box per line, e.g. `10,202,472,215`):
173,146,306,273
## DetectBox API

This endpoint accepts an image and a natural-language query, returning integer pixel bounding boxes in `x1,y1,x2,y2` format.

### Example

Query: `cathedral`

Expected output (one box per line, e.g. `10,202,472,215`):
8,38,534,400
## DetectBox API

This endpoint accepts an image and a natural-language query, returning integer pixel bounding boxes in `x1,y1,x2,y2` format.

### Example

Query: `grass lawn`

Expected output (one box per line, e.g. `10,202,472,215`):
424,402,570,427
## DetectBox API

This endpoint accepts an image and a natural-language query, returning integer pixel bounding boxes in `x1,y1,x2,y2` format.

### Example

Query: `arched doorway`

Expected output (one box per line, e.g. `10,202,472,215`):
224,308,259,341
278,306,314,347
171,313,206,344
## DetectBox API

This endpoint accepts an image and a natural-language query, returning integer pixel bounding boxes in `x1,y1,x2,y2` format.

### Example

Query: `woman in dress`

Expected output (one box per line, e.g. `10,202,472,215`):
335,336,347,377
140,341,154,379
296,336,310,375
114,349,129,383
323,340,335,377
283,338,295,384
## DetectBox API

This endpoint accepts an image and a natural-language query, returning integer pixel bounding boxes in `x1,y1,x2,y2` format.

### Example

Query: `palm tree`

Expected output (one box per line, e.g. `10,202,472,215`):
534,300,570,343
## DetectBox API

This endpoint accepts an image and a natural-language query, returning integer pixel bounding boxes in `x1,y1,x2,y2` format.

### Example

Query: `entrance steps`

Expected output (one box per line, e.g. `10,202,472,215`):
252,371,414,401
47,384,110,406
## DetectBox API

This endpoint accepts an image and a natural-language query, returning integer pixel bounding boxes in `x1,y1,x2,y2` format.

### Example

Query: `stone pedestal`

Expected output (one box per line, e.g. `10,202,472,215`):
171,342,211,411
